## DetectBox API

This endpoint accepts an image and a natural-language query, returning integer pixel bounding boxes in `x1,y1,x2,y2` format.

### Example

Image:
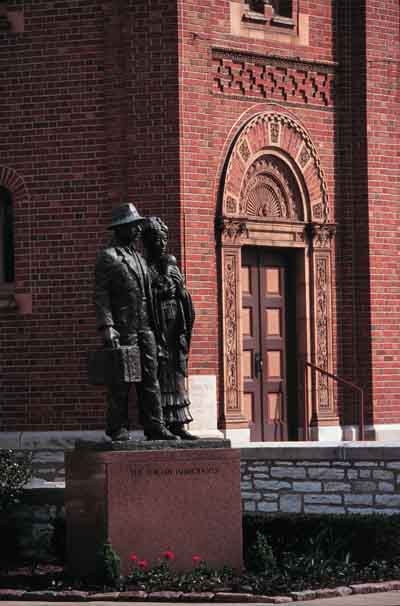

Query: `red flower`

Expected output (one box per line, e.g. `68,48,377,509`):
162,549,175,561
130,553,138,562
138,559,149,569
192,555,202,565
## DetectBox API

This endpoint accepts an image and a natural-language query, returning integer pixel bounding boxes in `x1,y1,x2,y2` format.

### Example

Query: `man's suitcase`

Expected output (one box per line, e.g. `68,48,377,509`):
88,345,142,384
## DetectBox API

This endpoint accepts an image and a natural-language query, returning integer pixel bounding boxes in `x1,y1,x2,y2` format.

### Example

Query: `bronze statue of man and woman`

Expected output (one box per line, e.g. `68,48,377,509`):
94,203,197,442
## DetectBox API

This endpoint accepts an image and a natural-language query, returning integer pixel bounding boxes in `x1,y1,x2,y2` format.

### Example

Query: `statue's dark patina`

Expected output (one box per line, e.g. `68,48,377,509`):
142,217,198,440
93,203,179,442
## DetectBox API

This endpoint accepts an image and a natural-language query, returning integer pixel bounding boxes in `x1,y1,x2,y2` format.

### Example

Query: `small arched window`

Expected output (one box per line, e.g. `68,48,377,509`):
0,186,15,283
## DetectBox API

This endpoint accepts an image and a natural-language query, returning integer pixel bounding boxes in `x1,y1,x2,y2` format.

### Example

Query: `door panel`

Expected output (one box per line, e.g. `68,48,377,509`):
241,249,263,440
260,251,288,440
242,248,290,441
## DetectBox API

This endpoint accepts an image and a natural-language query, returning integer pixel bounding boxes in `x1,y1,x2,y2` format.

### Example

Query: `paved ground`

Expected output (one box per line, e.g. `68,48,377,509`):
293,591,400,605
3,594,400,606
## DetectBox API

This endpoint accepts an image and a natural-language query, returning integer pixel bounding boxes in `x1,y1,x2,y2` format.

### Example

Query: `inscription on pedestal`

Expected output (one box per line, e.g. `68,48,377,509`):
66,448,243,576
129,464,220,478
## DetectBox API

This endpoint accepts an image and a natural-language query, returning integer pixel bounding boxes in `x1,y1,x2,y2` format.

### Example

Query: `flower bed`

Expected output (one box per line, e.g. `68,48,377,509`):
2,513,400,601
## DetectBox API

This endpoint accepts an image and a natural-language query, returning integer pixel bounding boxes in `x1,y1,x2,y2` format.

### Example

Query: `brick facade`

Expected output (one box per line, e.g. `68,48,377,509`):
0,1,399,441
364,1,400,424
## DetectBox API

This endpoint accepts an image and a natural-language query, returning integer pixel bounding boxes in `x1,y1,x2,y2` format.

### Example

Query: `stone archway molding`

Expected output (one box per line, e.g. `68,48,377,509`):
218,109,338,439
222,110,329,223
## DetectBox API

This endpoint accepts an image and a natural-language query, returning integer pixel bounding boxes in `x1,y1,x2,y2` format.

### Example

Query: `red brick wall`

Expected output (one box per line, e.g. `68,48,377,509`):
0,0,180,431
0,1,106,430
1,0,398,433
333,0,400,427
333,1,371,424
179,0,337,412
126,0,181,243
364,0,400,424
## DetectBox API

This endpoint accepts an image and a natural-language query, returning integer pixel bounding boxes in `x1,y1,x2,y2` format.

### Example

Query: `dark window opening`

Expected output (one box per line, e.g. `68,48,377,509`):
0,187,15,283
249,0,265,12
273,0,292,18
248,1,293,19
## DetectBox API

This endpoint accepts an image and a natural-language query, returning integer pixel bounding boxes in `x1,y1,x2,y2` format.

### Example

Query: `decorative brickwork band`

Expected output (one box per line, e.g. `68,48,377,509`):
212,49,335,108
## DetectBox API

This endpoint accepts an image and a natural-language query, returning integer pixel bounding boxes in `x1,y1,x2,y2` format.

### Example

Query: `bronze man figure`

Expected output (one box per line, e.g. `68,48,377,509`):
94,203,178,441
142,217,198,440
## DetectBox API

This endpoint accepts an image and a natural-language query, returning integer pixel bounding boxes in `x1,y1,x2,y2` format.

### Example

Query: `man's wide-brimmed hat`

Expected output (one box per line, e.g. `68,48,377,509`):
108,203,144,229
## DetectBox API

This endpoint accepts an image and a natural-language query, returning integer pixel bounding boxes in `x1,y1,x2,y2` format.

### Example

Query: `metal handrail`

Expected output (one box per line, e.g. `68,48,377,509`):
301,358,365,441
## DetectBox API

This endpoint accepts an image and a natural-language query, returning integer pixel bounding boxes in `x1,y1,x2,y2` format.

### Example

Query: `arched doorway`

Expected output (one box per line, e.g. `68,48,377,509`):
217,110,337,442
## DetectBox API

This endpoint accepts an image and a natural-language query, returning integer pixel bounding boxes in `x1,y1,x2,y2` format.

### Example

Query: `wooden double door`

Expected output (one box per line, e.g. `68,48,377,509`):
241,248,296,441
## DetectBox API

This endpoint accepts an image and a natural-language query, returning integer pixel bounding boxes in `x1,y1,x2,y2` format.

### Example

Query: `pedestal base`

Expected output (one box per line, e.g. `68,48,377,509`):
65,442,243,577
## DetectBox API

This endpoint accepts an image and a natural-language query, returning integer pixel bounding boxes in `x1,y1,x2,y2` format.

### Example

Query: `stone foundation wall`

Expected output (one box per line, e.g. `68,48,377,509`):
241,443,400,515
6,438,400,518
3,441,400,562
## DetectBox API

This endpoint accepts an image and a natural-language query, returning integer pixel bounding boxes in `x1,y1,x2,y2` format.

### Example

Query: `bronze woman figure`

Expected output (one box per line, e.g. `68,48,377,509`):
142,217,198,440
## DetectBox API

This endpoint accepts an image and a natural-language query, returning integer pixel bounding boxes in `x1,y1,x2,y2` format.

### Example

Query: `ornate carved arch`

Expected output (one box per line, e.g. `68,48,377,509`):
0,166,30,205
222,111,329,222
218,110,337,439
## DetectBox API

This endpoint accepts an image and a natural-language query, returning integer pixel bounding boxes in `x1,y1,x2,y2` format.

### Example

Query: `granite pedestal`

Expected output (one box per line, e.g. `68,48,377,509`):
65,440,243,577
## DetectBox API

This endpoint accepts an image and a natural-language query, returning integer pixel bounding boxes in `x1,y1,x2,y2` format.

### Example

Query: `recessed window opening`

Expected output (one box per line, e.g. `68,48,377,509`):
0,186,15,283
249,0,265,12
248,1,293,18
273,0,292,18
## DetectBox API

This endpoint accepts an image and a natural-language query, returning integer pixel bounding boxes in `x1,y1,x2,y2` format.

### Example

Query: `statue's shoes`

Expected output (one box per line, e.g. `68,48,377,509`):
169,426,200,440
145,427,180,441
109,427,130,442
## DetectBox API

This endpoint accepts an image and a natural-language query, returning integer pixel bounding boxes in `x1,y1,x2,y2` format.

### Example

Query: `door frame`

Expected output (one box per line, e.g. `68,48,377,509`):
242,246,298,441
217,109,338,440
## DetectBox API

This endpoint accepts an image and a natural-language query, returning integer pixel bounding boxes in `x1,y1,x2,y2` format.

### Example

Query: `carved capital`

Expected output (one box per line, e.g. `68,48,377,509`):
217,218,248,244
305,222,336,248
